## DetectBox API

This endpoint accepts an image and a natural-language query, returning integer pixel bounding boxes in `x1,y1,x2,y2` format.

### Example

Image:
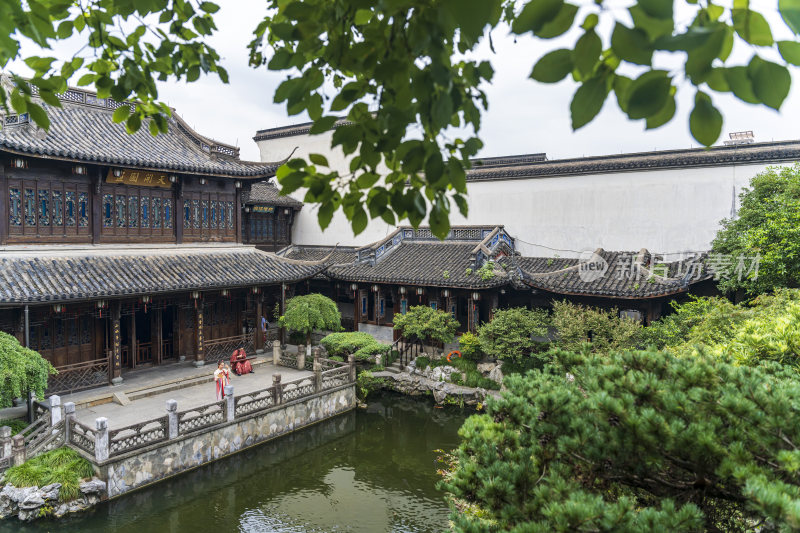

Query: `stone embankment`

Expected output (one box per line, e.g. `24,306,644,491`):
0,479,105,521
374,359,504,405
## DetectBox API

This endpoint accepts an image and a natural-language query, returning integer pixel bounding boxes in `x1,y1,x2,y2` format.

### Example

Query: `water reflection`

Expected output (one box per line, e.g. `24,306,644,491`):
3,393,467,533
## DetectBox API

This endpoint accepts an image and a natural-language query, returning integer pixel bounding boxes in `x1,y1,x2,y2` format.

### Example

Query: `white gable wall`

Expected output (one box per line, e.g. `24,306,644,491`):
255,130,787,258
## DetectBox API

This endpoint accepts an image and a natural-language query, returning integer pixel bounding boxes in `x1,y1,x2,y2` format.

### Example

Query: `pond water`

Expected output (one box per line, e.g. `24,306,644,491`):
3,393,469,533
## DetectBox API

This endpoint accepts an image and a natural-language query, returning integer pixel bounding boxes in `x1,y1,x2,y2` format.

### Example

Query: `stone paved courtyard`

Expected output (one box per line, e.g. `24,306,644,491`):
68,361,311,429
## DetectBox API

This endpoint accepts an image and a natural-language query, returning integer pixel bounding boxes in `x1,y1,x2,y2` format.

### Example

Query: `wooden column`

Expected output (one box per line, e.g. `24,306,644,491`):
110,302,122,384
0,163,8,246
280,283,286,345
194,301,205,367
92,167,102,244
255,296,263,352
154,307,163,365
175,307,184,361
129,307,136,369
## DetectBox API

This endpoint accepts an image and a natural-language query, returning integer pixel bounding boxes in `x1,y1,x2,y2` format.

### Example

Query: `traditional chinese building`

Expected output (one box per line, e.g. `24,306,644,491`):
241,180,303,251
279,226,714,342
0,82,325,394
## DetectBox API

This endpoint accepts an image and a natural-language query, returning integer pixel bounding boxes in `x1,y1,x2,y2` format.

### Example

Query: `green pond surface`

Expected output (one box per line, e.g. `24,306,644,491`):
3,393,468,533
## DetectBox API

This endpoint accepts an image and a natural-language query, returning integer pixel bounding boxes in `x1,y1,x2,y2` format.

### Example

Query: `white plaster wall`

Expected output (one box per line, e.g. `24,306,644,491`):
256,132,787,257
258,130,393,247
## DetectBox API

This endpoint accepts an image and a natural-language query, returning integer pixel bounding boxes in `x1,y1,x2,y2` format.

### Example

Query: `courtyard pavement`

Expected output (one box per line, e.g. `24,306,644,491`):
70,361,312,429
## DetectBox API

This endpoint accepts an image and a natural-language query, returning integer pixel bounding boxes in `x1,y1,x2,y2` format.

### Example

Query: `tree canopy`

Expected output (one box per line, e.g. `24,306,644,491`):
476,306,550,364
0,331,56,407
712,163,800,296
3,1,800,237
393,305,458,345
442,347,800,532
279,293,341,345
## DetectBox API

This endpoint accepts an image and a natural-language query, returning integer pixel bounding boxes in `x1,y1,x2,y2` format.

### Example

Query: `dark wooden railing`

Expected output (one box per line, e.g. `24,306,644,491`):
47,358,111,395
204,333,255,364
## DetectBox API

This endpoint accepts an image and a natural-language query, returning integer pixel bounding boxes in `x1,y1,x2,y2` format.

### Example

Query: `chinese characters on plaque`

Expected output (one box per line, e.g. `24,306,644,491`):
106,169,172,188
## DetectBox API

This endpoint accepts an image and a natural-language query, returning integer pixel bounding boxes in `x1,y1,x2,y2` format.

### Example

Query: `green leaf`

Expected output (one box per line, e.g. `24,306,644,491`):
570,76,608,130
778,41,800,66
645,87,675,129
629,4,673,40
442,0,501,42
611,23,653,65
431,93,453,129
581,14,598,31
613,75,632,113
706,68,730,92
780,0,800,34
199,2,220,14
638,0,673,19
573,30,601,78
26,102,50,130
309,153,329,166
112,104,131,123
748,56,791,109
536,3,578,39
689,91,722,146
356,172,380,188
512,0,564,35
310,116,338,135
625,70,671,120
530,49,573,83
724,66,759,104
732,9,774,46
318,201,334,230
352,206,368,235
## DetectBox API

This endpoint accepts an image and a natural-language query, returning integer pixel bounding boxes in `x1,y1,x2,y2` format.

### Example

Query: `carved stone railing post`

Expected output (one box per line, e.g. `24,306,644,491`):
273,374,282,405
94,417,109,462
0,427,11,460
49,395,62,426
375,353,382,367
225,386,235,423
64,402,75,443
11,435,25,466
273,343,281,366
348,354,356,383
297,345,305,371
166,400,178,439
313,358,322,393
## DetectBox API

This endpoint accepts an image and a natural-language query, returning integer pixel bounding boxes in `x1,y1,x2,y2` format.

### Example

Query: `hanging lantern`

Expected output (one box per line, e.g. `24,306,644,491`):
72,165,87,175
191,291,200,308
141,295,151,313
52,303,63,314
350,283,358,292
472,292,481,301
96,300,107,318
169,175,178,183
234,180,242,188
398,286,406,295
199,178,207,185
11,157,27,169
252,286,260,294
371,284,379,292
442,289,450,298
221,289,229,297
112,168,122,177
416,287,424,295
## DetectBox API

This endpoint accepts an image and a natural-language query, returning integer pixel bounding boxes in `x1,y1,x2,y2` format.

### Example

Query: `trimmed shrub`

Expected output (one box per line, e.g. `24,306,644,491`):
457,332,483,362
320,332,377,356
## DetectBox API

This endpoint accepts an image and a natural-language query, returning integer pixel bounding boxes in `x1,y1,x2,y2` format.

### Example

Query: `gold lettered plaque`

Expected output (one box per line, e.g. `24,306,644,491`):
106,169,172,188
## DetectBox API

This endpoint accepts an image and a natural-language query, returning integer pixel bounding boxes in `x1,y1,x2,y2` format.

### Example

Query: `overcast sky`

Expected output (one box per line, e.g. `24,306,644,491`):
9,1,800,162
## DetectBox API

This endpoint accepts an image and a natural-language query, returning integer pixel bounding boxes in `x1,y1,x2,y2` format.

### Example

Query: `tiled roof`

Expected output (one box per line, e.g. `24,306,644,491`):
0,247,325,304
0,94,277,178
252,118,351,141
327,242,510,289
242,181,303,208
467,140,800,181
514,250,712,299
279,245,358,265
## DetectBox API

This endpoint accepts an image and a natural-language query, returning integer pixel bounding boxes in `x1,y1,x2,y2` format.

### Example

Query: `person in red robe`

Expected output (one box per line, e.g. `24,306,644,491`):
230,348,253,375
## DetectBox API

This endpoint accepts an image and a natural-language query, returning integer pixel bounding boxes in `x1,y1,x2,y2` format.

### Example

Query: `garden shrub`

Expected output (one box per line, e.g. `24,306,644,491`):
551,301,641,353
393,305,459,345
0,331,56,408
457,332,483,362
280,293,341,346
320,332,378,356
442,348,800,531
353,342,390,362
477,307,550,364
356,371,385,401
4,447,94,502
0,418,28,436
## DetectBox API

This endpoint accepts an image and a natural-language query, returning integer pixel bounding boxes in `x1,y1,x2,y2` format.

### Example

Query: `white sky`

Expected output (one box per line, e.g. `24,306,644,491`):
7,0,800,162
